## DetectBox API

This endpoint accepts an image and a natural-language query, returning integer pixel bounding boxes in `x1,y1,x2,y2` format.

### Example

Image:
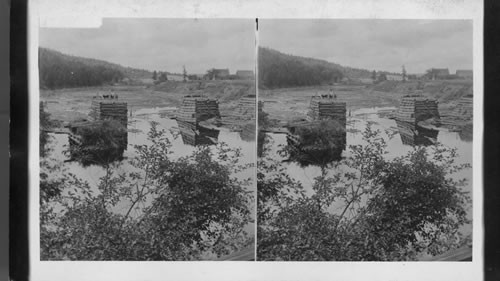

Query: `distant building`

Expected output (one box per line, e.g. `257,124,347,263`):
213,69,230,80
456,69,473,79
427,68,450,80
168,74,185,81
235,70,254,80
386,74,404,81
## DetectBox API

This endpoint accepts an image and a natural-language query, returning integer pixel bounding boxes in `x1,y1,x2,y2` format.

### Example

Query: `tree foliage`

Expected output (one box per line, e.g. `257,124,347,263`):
158,72,168,82
285,120,345,166
258,47,373,89
39,48,125,89
67,119,128,166
41,122,253,260
39,48,152,89
258,125,471,261
258,47,344,89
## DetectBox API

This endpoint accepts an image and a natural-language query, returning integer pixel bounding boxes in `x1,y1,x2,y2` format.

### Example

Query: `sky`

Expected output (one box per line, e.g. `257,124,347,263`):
259,19,473,74
40,19,472,75
39,18,256,74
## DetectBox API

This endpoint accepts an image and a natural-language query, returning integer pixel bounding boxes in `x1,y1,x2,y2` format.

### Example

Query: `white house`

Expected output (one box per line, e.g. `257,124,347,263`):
386,74,404,81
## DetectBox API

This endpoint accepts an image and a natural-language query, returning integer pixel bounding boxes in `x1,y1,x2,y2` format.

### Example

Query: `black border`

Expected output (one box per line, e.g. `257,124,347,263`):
10,0,29,280
0,0,10,279
484,0,500,280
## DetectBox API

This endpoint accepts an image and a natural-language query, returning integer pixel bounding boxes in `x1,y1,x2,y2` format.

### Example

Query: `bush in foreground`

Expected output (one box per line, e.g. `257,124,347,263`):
258,126,471,261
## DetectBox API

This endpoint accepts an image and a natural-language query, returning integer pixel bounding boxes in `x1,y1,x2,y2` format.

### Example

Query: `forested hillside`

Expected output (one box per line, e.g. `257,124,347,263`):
258,47,371,89
39,48,152,89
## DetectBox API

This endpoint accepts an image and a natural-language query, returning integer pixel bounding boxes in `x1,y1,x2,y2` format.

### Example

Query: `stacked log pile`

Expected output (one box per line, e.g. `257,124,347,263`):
307,96,347,126
177,95,220,124
453,96,473,121
89,100,128,127
439,96,473,131
394,95,441,147
232,95,256,121
395,95,440,125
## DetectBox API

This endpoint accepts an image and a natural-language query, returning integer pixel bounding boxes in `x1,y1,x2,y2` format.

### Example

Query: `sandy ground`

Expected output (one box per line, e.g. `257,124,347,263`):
259,85,403,122
41,81,468,128
258,83,469,123
40,80,255,126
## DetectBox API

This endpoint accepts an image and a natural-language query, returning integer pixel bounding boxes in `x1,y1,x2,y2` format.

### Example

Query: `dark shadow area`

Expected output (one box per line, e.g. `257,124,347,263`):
177,120,219,146
285,120,345,167
396,120,439,147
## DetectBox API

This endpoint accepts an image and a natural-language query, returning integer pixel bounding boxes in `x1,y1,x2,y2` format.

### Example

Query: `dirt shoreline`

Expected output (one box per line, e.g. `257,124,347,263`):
40,80,255,127
259,81,473,124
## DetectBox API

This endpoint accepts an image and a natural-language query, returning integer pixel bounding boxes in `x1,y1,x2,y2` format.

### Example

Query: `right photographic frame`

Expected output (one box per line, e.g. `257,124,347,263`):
256,19,473,262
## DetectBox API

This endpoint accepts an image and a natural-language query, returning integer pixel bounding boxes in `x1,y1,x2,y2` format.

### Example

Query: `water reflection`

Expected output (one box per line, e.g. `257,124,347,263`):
176,120,219,146
238,123,256,142
395,120,439,147
458,123,473,143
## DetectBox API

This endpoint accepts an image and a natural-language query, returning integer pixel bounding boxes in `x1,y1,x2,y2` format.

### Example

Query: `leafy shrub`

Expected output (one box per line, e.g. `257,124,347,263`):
41,122,253,260
285,120,346,166
68,119,127,166
258,125,471,261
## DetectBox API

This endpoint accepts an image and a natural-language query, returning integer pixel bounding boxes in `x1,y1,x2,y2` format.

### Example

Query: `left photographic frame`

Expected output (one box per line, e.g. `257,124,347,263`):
37,18,257,261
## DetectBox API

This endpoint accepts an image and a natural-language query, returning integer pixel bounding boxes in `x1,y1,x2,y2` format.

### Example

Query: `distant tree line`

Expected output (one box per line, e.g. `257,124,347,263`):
39,48,124,89
39,48,153,89
152,70,169,83
258,47,372,89
258,47,343,88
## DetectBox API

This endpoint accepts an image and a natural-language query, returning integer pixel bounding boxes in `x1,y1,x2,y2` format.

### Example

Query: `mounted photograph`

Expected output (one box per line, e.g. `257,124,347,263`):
257,19,473,261
38,18,256,261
